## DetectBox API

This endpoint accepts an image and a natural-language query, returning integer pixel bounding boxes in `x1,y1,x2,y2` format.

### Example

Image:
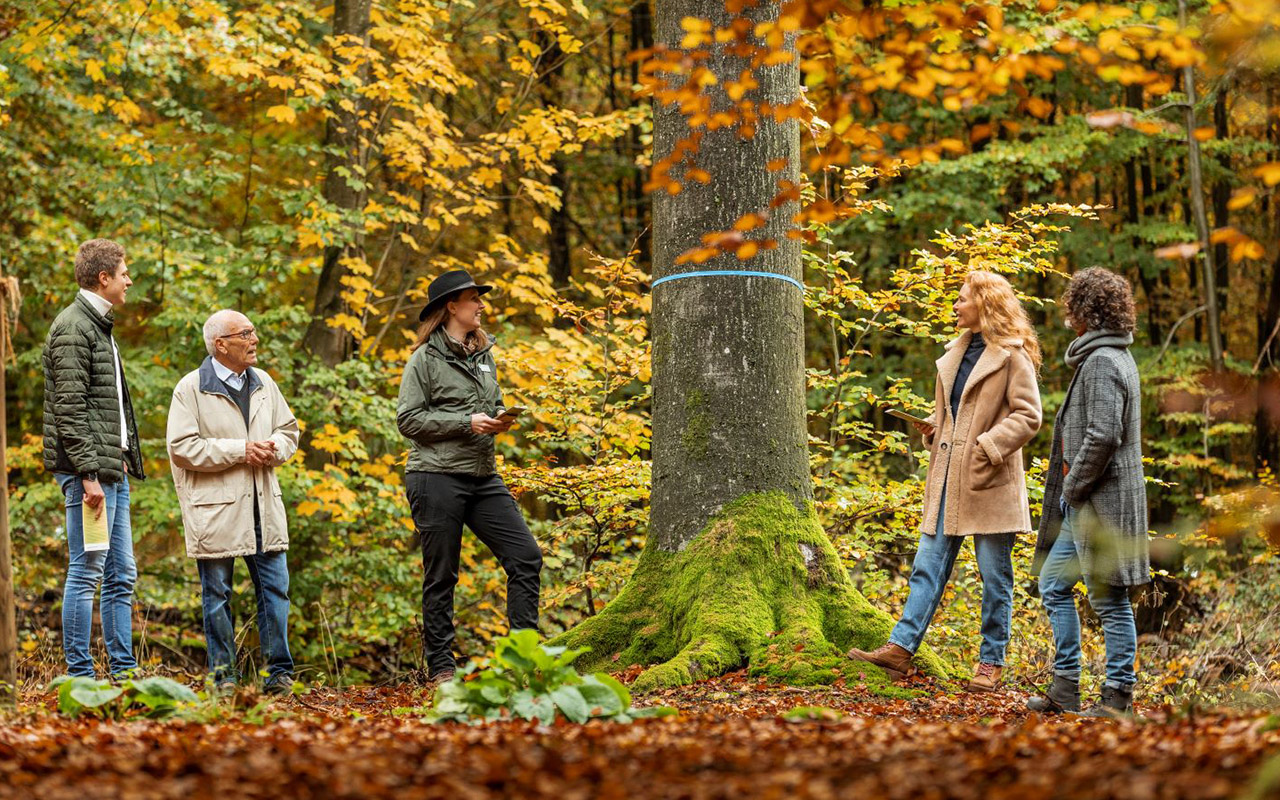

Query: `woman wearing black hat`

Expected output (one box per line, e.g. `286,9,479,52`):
396,269,543,683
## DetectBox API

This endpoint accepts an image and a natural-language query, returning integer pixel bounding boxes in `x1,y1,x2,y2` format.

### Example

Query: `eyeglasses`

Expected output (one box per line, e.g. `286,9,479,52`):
217,327,257,341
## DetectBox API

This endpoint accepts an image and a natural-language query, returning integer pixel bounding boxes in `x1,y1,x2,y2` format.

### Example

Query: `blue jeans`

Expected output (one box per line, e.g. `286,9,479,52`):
1037,508,1138,690
889,488,1016,665
57,473,138,678
196,527,293,687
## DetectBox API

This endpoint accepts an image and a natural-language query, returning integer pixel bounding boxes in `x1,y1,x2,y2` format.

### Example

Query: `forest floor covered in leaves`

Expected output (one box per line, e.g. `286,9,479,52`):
2,670,1278,800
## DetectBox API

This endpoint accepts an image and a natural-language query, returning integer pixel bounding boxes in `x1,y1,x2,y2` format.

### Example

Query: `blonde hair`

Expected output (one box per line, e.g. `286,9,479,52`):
410,290,491,352
964,270,1042,371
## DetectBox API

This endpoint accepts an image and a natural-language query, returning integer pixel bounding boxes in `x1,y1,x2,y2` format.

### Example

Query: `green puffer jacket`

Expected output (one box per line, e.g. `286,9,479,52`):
42,294,145,484
396,329,505,476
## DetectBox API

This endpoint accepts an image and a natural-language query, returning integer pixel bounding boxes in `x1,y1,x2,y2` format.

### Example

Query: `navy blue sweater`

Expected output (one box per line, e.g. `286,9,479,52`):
949,332,986,421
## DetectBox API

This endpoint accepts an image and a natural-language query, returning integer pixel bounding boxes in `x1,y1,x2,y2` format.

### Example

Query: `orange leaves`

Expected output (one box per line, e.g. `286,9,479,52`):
726,70,759,101
1227,189,1256,211
1210,227,1267,262
1023,96,1055,119
1154,228,1266,264
674,217,780,265
1253,162,1280,186
1085,109,1178,136
680,17,713,49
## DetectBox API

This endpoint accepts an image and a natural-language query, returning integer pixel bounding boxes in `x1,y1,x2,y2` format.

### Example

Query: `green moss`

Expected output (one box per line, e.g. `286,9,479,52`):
680,390,711,460
550,492,947,695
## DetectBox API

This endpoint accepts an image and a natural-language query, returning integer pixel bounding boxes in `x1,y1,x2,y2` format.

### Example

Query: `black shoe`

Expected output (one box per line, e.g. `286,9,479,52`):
427,669,456,686
1026,675,1081,714
1080,684,1134,718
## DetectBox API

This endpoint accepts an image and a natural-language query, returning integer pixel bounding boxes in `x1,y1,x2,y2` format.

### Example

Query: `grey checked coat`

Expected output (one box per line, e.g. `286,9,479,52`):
1032,331,1150,587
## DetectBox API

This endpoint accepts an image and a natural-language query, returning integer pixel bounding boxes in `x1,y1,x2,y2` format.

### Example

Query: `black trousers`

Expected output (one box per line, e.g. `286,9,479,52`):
405,472,542,675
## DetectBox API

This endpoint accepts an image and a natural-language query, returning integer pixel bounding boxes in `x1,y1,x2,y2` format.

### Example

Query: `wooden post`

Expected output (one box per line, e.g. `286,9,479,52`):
0,260,18,707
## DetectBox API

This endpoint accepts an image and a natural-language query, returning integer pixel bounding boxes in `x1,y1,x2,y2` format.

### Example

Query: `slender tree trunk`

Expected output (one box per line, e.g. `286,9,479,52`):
537,32,573,285
1257,87,1280,470
628,0,654,268
0,268,16,707
1258,251,1280,470
304,0,372,365
1211,82,1231,352
1126,84,1162,344
1180,0,1225,370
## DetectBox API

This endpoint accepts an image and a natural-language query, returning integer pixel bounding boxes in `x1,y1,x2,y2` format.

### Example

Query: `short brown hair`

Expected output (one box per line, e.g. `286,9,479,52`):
1061,267,1136,333
74,239,126,289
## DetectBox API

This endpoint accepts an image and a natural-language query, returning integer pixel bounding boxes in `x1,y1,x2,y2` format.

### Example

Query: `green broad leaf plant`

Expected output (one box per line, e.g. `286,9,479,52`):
48,675,200,720
428,630,675,724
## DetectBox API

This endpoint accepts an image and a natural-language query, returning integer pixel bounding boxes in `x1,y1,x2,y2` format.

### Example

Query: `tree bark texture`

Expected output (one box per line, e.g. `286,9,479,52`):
305,0,372,365
649,0,809,551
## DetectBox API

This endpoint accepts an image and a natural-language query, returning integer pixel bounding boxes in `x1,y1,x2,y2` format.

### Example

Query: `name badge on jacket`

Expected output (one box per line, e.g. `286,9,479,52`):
479,364,491,373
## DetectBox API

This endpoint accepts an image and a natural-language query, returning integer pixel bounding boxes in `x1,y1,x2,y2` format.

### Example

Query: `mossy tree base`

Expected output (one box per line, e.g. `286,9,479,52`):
551,493,947,693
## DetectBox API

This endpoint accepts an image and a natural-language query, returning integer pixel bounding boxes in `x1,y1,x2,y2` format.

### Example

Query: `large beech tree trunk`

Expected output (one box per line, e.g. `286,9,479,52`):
647,1,808,550
553,0,940,691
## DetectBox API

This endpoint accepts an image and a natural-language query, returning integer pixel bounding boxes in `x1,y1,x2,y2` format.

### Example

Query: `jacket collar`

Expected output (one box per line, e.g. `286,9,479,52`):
198,356,262,399
74,292,114,333
426,327,495,361
936,330,1019,420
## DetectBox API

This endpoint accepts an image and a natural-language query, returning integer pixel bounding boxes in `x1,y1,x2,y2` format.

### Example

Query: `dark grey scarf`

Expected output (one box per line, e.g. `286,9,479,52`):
1064,329,1133,368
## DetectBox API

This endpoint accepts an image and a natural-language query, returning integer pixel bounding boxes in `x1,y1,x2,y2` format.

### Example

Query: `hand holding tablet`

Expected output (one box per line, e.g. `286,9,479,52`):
886,408,935,437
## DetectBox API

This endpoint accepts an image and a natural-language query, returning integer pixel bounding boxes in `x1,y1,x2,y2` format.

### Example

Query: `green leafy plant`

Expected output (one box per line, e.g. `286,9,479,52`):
782,706,845,723
49,675,200,719
428,630,676,724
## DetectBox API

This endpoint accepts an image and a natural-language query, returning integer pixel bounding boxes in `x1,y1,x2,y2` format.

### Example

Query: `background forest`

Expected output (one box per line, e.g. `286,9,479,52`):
1,0,1279,705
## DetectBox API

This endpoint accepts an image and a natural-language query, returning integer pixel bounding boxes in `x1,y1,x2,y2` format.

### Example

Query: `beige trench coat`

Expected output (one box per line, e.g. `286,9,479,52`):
167,358,300,559
920,332,1042,536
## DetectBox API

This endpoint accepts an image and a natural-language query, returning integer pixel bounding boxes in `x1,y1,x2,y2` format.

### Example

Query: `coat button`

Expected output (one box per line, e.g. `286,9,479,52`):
940,442,948,451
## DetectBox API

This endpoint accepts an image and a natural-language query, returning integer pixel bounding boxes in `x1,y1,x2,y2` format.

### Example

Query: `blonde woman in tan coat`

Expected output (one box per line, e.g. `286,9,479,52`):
849,271,1042,691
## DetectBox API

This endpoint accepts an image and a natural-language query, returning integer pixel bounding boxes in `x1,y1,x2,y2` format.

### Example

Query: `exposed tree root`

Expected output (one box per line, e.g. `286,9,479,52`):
552,493,948,692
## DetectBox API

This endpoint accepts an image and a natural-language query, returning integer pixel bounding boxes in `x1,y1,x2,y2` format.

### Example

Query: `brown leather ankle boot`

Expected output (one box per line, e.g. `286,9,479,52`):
845,642,916,679
966,662,1003,692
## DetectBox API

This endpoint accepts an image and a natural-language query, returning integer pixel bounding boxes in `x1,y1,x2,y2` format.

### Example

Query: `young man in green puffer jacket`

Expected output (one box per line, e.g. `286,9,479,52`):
41,239,146,679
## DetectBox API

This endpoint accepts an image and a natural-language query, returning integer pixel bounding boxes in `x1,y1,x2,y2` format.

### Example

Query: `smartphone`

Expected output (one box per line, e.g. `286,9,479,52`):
497,405,527,420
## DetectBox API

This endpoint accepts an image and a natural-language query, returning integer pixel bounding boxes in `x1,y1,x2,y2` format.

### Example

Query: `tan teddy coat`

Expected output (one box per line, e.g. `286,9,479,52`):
920,331,1043,537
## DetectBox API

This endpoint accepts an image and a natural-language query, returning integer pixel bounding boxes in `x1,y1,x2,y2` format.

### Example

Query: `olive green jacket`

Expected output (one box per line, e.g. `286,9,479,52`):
396,330,504,476
42,293,145,484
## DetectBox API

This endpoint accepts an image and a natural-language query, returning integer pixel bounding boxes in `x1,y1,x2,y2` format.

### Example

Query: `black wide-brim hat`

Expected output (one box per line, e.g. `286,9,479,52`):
418,269,493,321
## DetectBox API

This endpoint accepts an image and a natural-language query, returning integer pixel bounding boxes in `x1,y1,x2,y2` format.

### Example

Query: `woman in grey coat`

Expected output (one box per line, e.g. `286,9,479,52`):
1028,268,1149,717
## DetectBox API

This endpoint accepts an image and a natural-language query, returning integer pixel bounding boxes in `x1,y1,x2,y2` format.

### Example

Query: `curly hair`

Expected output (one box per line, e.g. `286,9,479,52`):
964,270,1043,371
1061,267,1136,333
74,239,126,290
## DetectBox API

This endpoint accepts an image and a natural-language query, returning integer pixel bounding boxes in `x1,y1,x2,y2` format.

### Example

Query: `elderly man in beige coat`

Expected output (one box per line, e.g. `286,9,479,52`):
167,309,300,693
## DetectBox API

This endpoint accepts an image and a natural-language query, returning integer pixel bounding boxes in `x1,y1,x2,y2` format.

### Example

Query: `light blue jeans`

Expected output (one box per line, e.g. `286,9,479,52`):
57,473,138,678
1037,507,1138,690
889,487,1016,665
